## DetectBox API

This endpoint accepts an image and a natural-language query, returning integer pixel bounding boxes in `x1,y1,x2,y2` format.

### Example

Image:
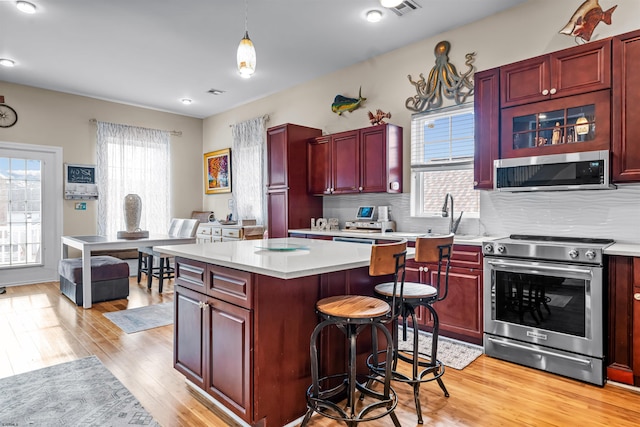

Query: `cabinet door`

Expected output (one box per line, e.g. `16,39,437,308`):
360,125,387,193
634,258,640,386
307,136,331,195
474,68,500,189
501,56,549,108
612,29,640,182
331,130,360,194
360,124,403,193
427,266,483,344
501,90,610,159
174,286,206,389
206,298,253,422
501,40,611,108
607,256,635,384
405,260,430,326
267,189,288,238
267,125,288,188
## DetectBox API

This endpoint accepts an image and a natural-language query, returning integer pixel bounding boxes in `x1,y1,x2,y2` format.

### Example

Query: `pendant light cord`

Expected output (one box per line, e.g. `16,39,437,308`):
244,0,249,33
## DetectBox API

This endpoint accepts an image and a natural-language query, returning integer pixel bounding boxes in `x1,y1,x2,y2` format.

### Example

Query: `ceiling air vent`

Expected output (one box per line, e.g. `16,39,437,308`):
207,89,225,95
389,0,421,16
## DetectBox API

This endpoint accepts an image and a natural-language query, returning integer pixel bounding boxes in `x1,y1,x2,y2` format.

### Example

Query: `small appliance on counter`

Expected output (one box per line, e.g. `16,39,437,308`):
344,206,396,232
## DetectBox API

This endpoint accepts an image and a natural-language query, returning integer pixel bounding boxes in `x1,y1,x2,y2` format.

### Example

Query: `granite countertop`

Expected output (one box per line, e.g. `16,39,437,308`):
603,243,640,257
155,237,415,280
288,228,499,247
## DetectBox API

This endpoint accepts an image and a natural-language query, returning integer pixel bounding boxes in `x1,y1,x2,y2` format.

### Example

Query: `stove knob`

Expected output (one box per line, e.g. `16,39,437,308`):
496,245,506,254
585,250,597,260
484,244,493,253
569,249,579,259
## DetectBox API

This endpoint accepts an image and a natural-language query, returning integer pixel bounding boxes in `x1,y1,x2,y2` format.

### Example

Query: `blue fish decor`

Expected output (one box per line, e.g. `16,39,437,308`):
331,87,366,115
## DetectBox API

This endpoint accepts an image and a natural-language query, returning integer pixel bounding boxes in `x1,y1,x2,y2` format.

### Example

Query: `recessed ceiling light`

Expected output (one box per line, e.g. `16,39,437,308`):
180,98,192,105
366,10,383,23
380,0,403,7
16,1,37,14
0,59,16,67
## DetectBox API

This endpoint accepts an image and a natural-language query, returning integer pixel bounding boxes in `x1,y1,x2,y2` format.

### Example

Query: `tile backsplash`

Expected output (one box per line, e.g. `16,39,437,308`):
321,184,640,243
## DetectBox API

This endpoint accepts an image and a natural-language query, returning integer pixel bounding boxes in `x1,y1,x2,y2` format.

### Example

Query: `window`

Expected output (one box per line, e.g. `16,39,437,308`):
96,122,170,236
410,105,479,217
0,157,42,267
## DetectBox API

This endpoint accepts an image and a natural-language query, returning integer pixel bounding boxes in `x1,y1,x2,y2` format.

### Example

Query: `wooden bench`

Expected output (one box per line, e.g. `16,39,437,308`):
59,256,130,305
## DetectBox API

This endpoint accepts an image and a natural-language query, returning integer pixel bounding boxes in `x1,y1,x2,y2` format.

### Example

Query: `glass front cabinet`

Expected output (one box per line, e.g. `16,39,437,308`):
500,90,610,158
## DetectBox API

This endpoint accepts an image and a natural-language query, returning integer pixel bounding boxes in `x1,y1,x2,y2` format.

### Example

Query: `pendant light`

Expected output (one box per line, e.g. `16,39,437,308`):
237,0,256,78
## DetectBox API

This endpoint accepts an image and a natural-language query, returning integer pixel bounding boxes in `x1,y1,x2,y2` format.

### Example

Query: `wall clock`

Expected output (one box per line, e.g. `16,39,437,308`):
0,103,18,128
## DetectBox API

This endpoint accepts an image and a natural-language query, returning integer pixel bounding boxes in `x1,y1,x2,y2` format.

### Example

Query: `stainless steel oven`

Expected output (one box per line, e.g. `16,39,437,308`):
483,235,613,385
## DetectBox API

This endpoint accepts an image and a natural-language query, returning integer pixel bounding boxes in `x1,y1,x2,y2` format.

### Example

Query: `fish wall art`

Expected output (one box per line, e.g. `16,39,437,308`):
331,87,366,115
559,0,617,42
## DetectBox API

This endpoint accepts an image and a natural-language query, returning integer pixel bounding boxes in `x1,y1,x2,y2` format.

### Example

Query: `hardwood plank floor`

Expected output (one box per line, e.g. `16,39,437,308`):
1,278,639,426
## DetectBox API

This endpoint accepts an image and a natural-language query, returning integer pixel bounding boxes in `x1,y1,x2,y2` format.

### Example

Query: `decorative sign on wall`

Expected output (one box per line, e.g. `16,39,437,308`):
64,163,98,199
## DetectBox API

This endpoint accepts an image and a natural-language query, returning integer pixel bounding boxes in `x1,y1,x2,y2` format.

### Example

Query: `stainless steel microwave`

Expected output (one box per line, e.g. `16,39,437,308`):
494,150,614,192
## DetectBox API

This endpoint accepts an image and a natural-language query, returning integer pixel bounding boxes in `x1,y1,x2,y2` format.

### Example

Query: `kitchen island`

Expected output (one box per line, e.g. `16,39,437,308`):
155,238,408,427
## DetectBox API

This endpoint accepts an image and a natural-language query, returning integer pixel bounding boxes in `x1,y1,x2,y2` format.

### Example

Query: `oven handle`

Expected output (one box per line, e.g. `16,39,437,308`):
486,337,592,366
486,259,593,278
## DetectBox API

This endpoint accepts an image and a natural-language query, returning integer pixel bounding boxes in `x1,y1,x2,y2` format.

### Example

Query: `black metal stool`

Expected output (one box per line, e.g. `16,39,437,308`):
301,241,407,427
367,233,453,424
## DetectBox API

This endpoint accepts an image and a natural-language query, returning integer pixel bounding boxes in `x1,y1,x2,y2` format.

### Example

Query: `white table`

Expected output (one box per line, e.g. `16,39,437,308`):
61,234,196,308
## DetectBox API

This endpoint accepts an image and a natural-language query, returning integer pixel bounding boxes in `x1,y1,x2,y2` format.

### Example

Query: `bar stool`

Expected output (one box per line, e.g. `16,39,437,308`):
301,240,407,427
367,233,454,424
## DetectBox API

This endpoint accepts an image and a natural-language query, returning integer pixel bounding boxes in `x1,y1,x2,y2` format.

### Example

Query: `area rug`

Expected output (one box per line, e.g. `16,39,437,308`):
104,302,173,334
397,327,483,370
546,293,573,308
0,355,160,426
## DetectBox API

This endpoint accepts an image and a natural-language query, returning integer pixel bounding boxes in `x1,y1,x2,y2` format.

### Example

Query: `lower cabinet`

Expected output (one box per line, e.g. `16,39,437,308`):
607,256,640,386
174,285,253,421
405,245,483,345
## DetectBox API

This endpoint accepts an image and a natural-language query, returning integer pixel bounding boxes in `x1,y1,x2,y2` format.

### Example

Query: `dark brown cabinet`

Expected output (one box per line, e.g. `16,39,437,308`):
406,245,483,345
174,258,253,423
607,256,640,386
500,89,611,158
612,29,640,182
307,123,403,195
473,67,500,189
500,39,611,108
267,124,322,238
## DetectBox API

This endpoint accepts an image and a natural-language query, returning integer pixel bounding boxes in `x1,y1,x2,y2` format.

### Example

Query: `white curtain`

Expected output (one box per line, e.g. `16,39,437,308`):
231,116,266,224
96,121,170,236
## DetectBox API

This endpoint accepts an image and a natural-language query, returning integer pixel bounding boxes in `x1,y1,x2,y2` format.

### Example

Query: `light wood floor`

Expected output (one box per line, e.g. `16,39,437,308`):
1,279,639,427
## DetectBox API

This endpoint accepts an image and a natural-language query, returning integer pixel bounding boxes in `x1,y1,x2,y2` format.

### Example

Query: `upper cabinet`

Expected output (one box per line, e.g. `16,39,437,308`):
500,39,611,108
473,68,500,189
612,29,640,182
307,123,403,195
501,90,611,158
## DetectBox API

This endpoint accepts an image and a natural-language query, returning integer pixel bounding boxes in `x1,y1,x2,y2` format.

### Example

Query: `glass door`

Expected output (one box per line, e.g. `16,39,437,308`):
0,157,42,267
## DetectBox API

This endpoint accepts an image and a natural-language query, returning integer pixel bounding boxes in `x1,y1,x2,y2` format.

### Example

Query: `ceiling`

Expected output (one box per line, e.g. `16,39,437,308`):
0,0,526,119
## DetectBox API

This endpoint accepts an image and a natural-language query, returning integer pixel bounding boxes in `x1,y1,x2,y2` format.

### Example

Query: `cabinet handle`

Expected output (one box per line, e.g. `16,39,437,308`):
550,88,557,95
634,293,640,301
542,89,549,96
198,301,204,309
419,266,424,272
358,186,363,191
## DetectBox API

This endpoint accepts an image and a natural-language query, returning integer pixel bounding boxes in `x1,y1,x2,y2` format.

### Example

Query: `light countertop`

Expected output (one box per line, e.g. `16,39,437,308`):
603,243,640,257
155,237,414,280
288,228,497,246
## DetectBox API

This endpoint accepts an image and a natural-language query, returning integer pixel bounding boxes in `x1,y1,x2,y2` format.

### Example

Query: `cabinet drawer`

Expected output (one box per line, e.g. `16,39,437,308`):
213,227,222,236
450,245,482,269
207,264,253,309
175,257,207,293
198,226,213,236
222,228,240,239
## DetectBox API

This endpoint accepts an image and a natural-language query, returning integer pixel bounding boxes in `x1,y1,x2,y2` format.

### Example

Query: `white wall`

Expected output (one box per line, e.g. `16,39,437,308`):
0,81,204,237
202,0,640,242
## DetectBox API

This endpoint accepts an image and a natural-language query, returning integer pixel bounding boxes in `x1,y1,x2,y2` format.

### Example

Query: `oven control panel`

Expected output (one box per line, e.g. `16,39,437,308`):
482,240,608,265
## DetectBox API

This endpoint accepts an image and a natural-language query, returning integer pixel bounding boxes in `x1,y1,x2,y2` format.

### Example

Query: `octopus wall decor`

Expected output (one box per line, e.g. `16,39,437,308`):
405,41,476,113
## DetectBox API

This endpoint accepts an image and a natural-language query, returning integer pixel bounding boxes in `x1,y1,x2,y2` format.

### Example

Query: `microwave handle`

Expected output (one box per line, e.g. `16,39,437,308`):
486,259,593,279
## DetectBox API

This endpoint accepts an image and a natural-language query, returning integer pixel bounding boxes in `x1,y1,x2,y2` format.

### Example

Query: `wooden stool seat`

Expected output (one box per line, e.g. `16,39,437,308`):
375,282,437,299
316,295,390,319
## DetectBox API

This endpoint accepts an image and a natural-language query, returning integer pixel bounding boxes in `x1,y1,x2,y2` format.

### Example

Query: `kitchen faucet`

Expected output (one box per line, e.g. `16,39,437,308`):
441,193,463,234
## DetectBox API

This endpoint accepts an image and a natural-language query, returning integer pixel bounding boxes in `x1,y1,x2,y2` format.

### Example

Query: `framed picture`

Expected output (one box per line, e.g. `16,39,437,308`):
204,148,231,194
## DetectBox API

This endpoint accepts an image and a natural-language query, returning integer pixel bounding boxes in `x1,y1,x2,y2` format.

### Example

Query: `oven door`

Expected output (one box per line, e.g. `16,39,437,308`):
483,257,603,358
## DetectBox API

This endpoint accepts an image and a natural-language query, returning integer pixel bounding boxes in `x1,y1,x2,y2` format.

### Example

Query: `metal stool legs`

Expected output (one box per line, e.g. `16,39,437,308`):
301,319,401,427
